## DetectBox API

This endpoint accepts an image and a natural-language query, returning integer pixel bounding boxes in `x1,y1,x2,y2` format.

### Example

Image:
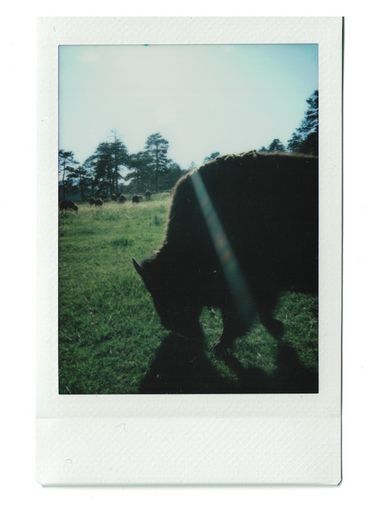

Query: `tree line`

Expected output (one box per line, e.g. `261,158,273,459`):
59,90,318,201
258,90,318,155
59,132,185,201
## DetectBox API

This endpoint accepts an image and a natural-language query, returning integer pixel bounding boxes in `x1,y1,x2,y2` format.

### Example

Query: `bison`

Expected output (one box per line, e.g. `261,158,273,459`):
145,190,152,200
59,200,78,212
118,194,127,203
95,198,104,207
133,151,318,351
88,197,96,206
132,194,143,203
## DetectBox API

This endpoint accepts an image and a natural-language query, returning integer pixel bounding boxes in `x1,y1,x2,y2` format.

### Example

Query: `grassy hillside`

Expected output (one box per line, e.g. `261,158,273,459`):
59,195,318,394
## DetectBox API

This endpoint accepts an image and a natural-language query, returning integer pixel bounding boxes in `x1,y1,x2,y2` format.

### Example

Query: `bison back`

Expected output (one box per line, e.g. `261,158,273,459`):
166,152,318,296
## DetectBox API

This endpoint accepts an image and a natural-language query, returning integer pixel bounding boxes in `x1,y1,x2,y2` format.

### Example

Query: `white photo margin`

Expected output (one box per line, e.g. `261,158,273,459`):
37,16,342,485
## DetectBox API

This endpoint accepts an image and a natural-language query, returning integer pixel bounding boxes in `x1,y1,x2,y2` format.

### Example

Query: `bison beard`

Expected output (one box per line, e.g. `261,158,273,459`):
133,151,318,351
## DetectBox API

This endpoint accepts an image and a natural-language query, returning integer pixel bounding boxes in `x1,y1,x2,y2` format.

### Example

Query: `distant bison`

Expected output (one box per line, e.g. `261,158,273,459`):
132,194,143,203
145,190,152,200
118,194,127,203
88,197,96,206
133,151,318,351
59,200,78,212
95,198,104,207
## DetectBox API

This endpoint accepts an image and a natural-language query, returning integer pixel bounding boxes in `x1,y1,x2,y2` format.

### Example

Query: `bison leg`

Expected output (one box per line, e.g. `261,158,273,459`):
256,293,284,339
213,308,252,355
260,315,284,339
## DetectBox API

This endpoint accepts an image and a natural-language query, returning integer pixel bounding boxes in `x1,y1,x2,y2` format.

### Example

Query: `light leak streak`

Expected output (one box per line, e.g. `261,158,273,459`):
191,170,254,326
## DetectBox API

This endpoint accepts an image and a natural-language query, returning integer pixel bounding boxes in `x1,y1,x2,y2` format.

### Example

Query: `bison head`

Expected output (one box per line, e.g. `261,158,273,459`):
132,257,200,334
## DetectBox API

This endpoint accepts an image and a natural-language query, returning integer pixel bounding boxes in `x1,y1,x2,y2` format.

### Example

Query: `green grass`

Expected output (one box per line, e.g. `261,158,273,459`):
59,196,318,394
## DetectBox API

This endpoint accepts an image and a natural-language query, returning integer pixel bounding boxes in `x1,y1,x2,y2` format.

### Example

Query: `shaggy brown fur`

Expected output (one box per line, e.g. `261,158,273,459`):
133,151,318,349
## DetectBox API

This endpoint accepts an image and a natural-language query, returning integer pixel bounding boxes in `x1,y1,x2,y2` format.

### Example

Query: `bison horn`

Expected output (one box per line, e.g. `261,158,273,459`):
132,258,143,276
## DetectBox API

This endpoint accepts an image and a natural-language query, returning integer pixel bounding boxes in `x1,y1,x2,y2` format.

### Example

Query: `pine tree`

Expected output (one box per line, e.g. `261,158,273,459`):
160,159,183,190
144,133,169,192
128,151,151,193
287,90,318,155
89,135,129,197
58,150,78,200
67,165,91,201
203,152,220,163
267,138,286,152
110,133,129,194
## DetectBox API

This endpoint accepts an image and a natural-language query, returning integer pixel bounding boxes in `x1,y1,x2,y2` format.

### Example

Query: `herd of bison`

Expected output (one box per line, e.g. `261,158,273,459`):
59,151,318,393
59,190,152,212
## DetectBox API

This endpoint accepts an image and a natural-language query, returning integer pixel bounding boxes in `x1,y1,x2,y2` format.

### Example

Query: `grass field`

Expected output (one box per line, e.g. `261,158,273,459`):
59,195,318,394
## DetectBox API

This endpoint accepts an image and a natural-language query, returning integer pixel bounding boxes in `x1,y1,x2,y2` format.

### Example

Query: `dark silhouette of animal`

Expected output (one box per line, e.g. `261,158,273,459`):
59,200,78,212
139,330,317,394
132,194,143,203
111,193,117,201
145,190,152,200
95,198,104,207
88,197,96,206
118,194,127,203
133,151,318,351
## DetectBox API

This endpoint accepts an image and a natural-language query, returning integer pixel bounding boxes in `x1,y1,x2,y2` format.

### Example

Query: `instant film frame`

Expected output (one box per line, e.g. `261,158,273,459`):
37,17,343,485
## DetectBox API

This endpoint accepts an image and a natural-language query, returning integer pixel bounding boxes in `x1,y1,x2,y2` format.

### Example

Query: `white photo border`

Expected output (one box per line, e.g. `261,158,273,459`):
37,17,342,485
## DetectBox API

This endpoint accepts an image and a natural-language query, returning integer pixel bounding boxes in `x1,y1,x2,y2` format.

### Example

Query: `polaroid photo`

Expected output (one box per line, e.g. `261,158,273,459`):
37,17,343,485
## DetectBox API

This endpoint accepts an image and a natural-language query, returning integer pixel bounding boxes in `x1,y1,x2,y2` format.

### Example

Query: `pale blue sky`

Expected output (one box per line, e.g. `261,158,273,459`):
59,44,318,168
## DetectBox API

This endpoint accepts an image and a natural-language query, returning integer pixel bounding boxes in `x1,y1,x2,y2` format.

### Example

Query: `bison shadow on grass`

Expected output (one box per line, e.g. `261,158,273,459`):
139,327,317,394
